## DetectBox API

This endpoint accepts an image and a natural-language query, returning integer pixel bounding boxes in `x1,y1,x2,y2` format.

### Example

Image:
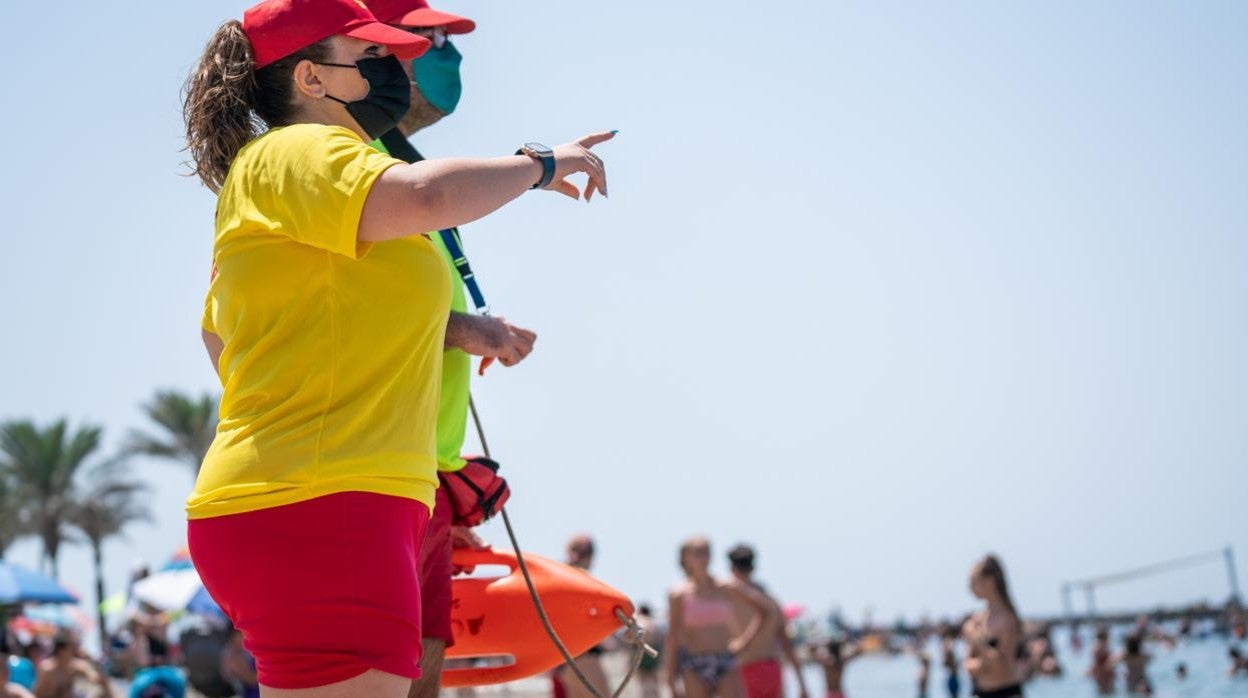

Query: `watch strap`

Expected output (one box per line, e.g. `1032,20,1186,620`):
517,145,556,189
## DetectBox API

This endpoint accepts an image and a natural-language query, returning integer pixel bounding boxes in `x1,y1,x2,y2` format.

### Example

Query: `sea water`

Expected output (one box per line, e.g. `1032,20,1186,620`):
789,635,1248,698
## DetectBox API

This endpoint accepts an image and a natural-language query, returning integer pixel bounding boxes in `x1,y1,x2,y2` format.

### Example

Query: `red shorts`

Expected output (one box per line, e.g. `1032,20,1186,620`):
418,483,454,644
188,492,430,689
740,658,783,698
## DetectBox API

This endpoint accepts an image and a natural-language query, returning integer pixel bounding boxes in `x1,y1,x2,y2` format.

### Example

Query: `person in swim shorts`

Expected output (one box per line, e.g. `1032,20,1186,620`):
723,544,808,698
184,0,612,694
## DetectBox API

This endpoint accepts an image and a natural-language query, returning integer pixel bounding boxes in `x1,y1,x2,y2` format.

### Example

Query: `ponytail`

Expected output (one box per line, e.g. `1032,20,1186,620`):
184,21,260,193
183,21,332,192
981,554,1024,636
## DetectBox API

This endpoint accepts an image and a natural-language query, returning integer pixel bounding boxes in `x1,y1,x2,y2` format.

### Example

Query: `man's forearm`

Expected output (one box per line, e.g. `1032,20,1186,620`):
444,311,476,350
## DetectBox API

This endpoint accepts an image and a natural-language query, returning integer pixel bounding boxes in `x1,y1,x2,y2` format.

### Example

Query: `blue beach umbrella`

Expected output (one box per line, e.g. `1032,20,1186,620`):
0,560,78,604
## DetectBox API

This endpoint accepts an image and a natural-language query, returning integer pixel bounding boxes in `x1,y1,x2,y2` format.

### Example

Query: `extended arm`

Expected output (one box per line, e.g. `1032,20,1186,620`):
358,133,613,243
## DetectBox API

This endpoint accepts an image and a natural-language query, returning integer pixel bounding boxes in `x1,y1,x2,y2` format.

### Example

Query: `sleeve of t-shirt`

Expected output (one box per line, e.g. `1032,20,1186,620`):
201,263,217,333
201,299,215,333
268,126,403,260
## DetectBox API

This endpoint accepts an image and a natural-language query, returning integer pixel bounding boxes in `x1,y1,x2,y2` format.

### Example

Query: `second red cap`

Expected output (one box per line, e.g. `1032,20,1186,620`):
366,0,476,34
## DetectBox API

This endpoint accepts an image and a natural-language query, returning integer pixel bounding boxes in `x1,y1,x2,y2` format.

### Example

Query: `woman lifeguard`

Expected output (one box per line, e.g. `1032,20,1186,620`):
182,0,611,695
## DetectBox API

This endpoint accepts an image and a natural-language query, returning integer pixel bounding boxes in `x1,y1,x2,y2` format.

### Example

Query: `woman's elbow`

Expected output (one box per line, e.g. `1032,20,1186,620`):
407,176,450,231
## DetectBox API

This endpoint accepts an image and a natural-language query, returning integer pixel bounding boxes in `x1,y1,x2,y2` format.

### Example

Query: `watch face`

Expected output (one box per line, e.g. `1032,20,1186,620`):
524,142,554,157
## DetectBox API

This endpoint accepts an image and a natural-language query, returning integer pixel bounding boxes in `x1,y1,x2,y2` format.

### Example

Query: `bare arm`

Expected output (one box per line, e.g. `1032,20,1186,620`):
202,329,224,378
68,659,110,697
778,617,809,698
358,133,613,243
723,583,771,655
665,591,685,696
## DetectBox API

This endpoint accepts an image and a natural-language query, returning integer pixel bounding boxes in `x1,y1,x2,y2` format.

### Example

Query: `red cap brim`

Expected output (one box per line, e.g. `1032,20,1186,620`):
392,7,475,34
343,19,432,58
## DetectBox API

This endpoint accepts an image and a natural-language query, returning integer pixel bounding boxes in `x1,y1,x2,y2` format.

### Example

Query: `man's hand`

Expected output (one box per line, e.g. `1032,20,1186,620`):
450,526,490,551
444,312,536,366
450,526,491,576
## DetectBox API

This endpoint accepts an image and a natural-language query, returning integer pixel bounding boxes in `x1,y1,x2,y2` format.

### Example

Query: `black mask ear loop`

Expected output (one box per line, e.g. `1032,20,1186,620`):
311,62,355,105
307,56,414,141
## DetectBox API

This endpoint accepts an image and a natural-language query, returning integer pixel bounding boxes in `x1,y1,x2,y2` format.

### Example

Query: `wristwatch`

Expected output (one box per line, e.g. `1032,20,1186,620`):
516,142,556,189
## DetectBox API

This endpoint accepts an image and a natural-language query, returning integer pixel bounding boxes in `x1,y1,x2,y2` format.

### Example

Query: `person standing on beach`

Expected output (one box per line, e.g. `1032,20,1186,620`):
666,537,768,698
634,604,666,698
554,535,611,698
961,555,1026,698
359,2,537,696
184,0,613,693
723,544,809,698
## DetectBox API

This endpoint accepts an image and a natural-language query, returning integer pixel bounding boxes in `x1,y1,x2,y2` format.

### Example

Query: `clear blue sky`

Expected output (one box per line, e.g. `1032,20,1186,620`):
1,0,1245,631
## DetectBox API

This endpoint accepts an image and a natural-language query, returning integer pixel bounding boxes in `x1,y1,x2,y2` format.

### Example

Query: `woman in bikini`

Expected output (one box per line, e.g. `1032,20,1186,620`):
961,555,1026,698
665,537,768,698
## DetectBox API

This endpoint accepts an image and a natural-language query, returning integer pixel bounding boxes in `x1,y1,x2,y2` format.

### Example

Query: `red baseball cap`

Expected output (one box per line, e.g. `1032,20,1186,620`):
244,0,432,69
366,0,476,34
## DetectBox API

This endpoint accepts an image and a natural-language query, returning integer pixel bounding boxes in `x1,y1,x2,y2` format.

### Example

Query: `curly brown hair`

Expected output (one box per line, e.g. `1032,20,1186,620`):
183,21,331,192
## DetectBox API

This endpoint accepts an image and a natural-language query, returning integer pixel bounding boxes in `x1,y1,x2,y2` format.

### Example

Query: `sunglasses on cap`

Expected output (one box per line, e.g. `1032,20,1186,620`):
406,26,448,48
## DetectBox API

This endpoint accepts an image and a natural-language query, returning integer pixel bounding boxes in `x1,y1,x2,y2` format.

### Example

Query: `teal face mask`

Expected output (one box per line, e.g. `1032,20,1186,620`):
411,40,463,115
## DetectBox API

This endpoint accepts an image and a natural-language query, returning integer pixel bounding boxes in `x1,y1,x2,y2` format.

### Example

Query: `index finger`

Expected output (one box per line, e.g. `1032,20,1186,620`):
576,130,617,149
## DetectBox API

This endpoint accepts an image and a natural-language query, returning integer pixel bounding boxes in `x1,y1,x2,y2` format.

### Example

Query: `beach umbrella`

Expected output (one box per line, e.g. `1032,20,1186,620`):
0,560,78,604
130,568,225,619
17,603,95,631
185,586,223,617
782,603,806,621
131,568,203,612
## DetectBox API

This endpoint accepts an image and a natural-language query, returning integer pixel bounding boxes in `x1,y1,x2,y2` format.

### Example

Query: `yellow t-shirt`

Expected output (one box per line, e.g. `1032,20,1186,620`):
188,124,451,520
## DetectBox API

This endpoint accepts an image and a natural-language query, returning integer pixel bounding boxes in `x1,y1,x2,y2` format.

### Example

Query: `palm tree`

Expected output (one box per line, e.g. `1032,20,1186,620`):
0,471,31,557
67,458,152,654
0,419,101,578
124,390,218,476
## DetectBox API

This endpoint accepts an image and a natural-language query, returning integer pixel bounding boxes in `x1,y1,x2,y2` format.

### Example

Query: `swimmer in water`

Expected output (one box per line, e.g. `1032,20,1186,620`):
816,639,862,698
941,626,962,698
1117,634,1151,695
1087,626,1115,695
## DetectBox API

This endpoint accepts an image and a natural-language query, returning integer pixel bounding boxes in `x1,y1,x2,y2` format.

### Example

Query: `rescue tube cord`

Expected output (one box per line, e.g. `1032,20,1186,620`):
468,396,657,698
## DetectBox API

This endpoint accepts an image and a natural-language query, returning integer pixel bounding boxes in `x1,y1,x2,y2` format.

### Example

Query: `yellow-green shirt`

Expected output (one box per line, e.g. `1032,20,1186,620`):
189,124,451,519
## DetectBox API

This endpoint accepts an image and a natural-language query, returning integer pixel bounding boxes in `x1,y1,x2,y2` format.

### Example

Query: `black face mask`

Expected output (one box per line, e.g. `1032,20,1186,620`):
315,55,412,141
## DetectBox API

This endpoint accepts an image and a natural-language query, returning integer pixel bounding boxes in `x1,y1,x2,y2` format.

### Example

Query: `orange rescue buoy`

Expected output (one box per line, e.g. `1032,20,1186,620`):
442,548,633,687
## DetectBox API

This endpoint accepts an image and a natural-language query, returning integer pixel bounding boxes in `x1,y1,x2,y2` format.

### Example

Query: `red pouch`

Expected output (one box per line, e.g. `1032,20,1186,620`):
438,456,510,527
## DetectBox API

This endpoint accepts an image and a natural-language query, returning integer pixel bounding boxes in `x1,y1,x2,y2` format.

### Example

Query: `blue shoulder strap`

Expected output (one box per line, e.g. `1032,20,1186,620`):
438,228,489,316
